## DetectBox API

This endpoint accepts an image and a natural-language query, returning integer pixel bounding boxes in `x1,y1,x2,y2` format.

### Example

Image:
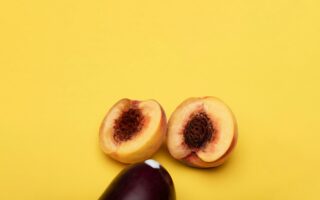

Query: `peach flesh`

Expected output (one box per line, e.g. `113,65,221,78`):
167,97,237,168
182,132,237,168
100,99,167,164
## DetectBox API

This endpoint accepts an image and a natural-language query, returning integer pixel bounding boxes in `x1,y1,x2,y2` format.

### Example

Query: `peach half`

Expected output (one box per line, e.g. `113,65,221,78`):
99,99,167,164
167,97,237,168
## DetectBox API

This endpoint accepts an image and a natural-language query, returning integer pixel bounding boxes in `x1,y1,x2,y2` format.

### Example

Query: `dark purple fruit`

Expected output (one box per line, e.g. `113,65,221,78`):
99,160,175,200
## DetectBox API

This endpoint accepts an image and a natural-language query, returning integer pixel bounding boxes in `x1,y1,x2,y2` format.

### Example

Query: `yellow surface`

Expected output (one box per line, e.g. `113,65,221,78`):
1,0,319,199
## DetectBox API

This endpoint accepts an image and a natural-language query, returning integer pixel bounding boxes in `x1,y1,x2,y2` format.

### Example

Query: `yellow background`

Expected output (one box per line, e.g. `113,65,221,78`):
1,0,319,199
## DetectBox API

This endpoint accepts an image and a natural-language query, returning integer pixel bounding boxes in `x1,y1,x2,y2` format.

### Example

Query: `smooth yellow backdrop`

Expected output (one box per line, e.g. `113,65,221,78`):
1,0,319,199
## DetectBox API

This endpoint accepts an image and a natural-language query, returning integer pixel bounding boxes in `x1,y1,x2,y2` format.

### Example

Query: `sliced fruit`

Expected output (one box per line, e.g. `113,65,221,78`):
167,97,237,168
99,159,175,200
99,99,167,164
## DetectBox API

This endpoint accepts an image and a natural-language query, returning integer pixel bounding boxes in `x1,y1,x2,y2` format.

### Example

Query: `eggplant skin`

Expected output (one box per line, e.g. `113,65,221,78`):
99,160,175,200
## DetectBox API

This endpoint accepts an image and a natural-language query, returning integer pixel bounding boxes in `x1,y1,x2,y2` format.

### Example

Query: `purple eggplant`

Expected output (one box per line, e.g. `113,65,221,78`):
99,159,175,200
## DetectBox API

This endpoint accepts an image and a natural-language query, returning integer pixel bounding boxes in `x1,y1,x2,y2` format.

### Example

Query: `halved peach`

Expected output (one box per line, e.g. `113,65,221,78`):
167,97,237,168
99,99,167,164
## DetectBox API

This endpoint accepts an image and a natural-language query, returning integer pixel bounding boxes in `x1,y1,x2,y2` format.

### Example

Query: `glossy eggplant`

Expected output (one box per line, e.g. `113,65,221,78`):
99,159,175,200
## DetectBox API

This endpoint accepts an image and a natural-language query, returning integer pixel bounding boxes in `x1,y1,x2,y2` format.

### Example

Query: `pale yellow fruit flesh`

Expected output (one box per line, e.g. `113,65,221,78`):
167,96,237,167
167,98,201,159
99,99,166,163
196,97,236,162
